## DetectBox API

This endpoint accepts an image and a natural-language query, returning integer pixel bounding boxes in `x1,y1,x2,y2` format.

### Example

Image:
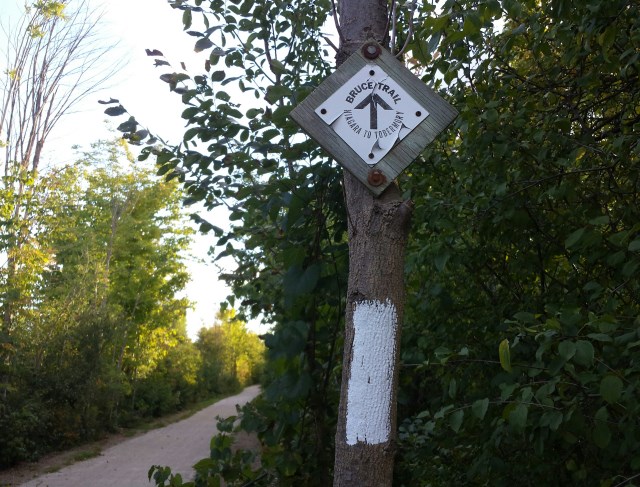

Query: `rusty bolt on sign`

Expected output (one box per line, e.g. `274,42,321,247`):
362,43,381,59
367,169,387,186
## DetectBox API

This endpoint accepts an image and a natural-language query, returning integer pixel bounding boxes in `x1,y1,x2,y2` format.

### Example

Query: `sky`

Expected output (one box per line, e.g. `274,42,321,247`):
1,0,266,339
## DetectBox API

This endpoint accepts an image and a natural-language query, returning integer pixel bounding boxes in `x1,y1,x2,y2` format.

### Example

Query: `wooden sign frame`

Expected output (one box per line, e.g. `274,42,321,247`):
290,41,458,195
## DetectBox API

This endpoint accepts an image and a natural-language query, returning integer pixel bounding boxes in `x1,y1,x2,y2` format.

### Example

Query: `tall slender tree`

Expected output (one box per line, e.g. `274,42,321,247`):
0,0,117,340
332,1,411,485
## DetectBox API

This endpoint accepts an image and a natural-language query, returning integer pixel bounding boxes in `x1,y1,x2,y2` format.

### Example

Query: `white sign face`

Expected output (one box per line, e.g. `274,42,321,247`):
315,65,429,165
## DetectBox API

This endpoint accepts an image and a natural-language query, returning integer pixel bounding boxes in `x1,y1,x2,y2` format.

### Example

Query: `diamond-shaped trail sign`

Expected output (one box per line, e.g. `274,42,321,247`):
290,41,458,196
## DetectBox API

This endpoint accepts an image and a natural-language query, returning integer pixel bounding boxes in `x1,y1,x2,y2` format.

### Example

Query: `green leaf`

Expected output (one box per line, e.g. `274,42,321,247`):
622,260,639,277
182,8,192,29
471,398,489,420
98,97,119,104
482,108,499,123
132,129,149,141
514,311,536,324
265,84,291,104
573,340,594,366
448,378,457,398
587,333,612,342
211,70,226,82
283,264,321,297
593,406,609,421
427,32,442,54
510,23,526,35
434,346,451,364
192,458,215,471
194,37,214,52
269,59,287,74
434,252,450,271
463,16,481,36
160,73,190,85
558,341,576,361
246,108,262,119
600,375,623,404
272,105,292,125
589,215,609,226
629,239,640,252
548,356,567,375
508,403,528,432
499,339,511,372
593,407,611,449
434,405,453,420
449,409,464,433
499,383,518,401
104,105,127,116
429,13,450,31
608,229,630,248
556,118,571,132
117,117,138,132
565,228,586,248
540,410,563,431
183,127,201,142
593,421,611,449
598,25,617,50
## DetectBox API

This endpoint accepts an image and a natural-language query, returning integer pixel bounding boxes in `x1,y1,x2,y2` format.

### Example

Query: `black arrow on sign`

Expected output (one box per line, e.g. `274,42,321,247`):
354,93,393,130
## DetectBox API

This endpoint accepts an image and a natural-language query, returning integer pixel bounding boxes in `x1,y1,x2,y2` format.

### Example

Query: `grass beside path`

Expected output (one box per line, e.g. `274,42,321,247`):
122,391,233,435
0,389,242,487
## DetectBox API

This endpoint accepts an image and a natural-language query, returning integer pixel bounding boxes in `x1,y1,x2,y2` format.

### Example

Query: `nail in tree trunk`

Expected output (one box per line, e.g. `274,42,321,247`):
333,0,412,485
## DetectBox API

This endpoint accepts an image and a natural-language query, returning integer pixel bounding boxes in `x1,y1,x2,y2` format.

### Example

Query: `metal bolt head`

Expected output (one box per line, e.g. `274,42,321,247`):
362,43,381,59
367,169,386,186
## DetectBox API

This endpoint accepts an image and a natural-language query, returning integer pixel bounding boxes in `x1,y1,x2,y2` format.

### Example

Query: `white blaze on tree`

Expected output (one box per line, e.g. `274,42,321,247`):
346,299,397,445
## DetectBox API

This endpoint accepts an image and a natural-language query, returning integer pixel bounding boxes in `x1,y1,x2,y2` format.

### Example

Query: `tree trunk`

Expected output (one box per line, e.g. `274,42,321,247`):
333,0,413,484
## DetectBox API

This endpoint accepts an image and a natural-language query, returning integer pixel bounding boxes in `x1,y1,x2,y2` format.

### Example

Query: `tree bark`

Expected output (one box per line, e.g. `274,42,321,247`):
333,0,413,484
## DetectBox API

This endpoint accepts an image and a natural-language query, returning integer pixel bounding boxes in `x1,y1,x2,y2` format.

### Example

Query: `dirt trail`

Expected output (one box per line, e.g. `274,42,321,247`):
9,385,260,487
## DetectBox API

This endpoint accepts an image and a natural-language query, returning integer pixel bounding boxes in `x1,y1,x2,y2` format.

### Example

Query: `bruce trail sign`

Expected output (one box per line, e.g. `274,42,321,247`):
315,64,429,166
290,41,458,195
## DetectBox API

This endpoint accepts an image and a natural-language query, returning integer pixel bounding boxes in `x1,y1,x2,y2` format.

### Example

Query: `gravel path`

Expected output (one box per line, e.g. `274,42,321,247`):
17,385,261,487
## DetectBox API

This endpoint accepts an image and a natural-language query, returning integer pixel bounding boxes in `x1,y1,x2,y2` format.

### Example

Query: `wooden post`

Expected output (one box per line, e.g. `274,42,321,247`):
332,0,410,484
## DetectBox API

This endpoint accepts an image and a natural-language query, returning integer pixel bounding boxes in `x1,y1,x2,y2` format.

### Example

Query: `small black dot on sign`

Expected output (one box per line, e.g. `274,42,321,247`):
416,111,422,117
368,153,375,159
321,108,327,114
369,70,375,76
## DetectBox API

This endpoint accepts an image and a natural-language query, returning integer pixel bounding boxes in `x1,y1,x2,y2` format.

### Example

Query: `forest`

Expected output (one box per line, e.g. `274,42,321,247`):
4,0,640,486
